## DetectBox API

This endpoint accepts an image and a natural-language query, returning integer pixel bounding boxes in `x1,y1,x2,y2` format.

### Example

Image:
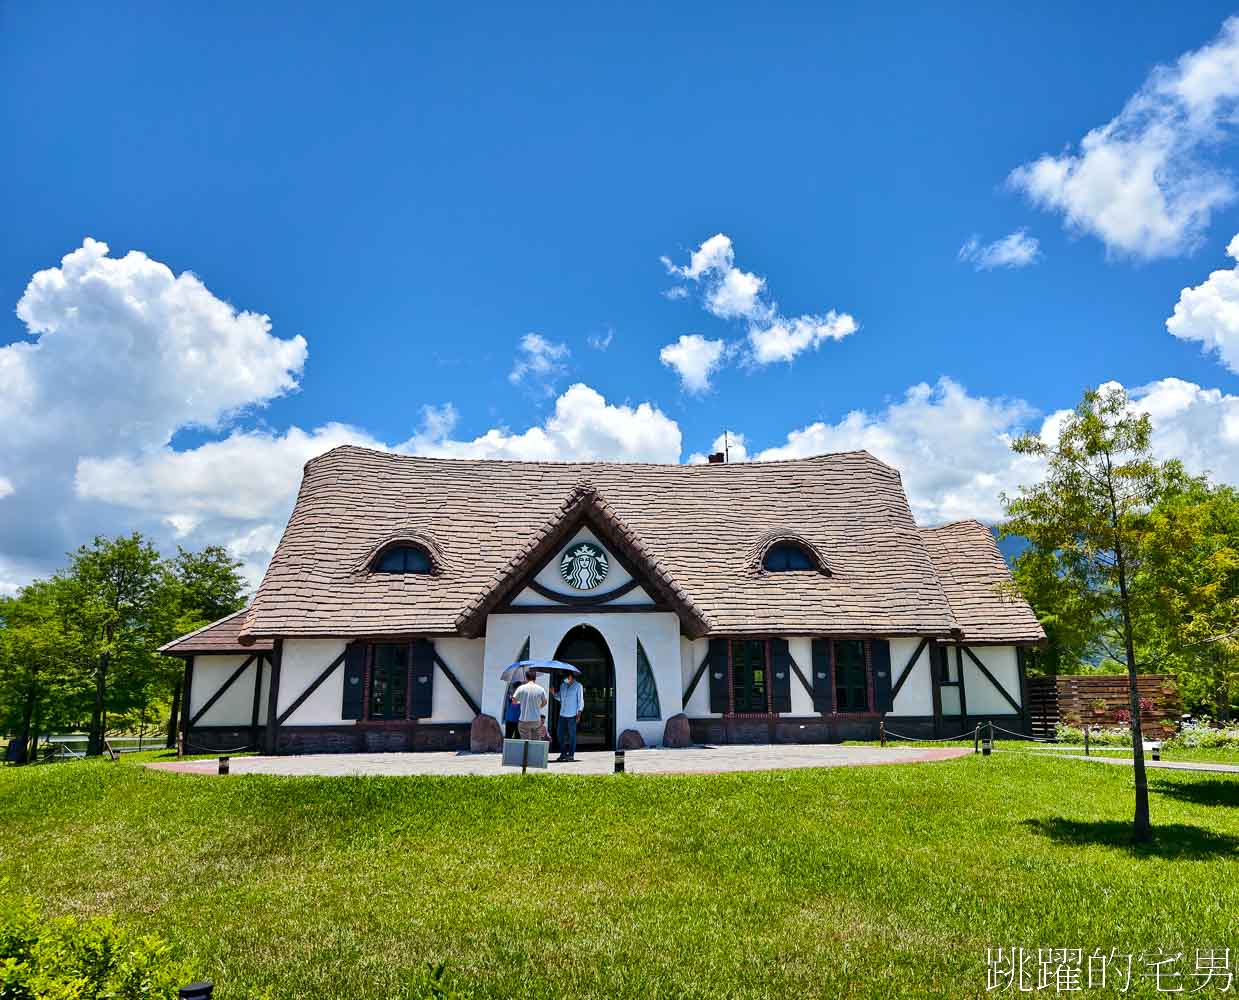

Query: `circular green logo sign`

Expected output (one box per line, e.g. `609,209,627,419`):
559,541,609,590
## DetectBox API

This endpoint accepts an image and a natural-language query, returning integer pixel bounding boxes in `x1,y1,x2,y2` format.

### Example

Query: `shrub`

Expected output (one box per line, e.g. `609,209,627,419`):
1165,719,1239,750
0,893,192,999
1054,723,1132,746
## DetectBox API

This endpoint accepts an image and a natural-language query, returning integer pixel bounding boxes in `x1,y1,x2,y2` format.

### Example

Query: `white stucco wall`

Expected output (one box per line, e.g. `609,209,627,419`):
279,639,351,725
509,527,653,606
788,638,815,715
189,654,266,727
960,645,1022,715
433,638,486,721
483,610,683,745
680,636,714,717
888,637,933,717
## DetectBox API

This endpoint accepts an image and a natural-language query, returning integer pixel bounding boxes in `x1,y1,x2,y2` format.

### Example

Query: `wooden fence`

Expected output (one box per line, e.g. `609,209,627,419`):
1026,674,1182,738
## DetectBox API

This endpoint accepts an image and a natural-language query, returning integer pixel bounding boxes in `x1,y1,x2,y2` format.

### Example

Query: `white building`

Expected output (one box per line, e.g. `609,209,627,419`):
160,446,1044,754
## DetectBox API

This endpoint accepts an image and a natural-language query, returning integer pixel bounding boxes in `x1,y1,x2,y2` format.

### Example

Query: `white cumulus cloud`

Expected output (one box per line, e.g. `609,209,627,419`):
1009,17,1239,258
1167,233,1239,372
662,233,858,369
958,230,1041,270
659,334,728,394
0,238,308,589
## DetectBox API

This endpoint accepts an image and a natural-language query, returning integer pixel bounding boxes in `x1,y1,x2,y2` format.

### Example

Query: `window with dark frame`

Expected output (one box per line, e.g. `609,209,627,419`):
762,543,816,572
369,643,409,719
833,639,868,712
374,545,432,574
730,639,768,713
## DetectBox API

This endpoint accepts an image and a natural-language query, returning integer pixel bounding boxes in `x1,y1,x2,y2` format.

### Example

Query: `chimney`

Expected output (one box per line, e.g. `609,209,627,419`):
707,452,725,464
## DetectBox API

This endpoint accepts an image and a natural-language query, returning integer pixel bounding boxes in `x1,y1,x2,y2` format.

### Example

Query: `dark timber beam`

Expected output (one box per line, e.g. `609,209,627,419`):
188,654,256,728
962,646,1022,714
276,649,348,726
682,650,711,705
263,639,284,754
432,651,481,716
524,578,642,606
787,652,814,700
889,637,929,702
249,655,265,749
955,644,969,730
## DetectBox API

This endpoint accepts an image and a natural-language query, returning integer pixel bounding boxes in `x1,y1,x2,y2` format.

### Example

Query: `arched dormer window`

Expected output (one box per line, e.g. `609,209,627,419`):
763,542,817,572
373,545,433,574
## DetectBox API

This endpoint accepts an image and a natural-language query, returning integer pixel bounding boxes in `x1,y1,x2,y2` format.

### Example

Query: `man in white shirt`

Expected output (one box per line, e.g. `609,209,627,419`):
512,673,548,741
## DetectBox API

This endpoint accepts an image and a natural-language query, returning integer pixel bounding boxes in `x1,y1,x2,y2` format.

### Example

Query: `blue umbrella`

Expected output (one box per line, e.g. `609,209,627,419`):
500,658,581,682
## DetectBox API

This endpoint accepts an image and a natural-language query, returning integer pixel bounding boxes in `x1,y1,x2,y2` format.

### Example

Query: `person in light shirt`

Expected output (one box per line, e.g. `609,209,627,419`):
552,672,585,762
512,672,547,741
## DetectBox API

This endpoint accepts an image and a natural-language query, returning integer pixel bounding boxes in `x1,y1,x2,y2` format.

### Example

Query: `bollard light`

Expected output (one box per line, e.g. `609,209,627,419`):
1152,742,1161,762
614,749,625,774
982,722,992,757
218,756,229,776
179,983,214,1000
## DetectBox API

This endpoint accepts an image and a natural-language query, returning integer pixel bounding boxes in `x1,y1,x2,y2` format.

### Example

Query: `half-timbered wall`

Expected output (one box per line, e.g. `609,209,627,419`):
189,654,267,727
887,637,933,717
279,639,351,726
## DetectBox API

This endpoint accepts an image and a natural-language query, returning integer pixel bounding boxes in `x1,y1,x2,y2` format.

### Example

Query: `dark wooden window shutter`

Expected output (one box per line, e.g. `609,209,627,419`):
341,642,366,720
811,639,834,713
871,639,893,714
769,638,793,714
409,639,435,718
707,638,730,714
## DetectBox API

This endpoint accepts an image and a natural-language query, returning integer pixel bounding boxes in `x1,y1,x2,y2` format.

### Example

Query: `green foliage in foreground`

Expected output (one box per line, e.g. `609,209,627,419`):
0,756,1236,1000
0,892,191,998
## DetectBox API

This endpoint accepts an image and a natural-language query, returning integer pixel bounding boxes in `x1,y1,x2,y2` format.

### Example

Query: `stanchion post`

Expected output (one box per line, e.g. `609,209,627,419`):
217,756,229,776
974,724,980,754
879,719,886,747
614,750,625,774
179,983,213,1000
521,741,529,776
1084,727,1090,757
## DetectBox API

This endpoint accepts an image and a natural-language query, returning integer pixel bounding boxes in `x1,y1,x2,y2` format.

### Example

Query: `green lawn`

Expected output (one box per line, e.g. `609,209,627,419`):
1,754,1236,999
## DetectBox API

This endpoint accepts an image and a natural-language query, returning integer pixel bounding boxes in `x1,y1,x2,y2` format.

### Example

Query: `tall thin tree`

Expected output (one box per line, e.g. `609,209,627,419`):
1003,386,1179,843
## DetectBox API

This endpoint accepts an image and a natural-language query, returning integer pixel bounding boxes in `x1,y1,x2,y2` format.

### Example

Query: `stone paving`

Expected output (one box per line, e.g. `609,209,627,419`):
147,743,971,778
1054,753,1239,775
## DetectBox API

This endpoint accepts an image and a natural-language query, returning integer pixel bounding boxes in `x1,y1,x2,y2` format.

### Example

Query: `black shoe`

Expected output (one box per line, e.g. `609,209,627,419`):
553,755,567,762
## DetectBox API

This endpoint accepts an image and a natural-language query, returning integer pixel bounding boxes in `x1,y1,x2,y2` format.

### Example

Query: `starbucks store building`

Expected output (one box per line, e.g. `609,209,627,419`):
159,446,1045,755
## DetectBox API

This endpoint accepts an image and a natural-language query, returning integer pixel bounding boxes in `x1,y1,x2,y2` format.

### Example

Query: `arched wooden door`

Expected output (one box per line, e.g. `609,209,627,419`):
551,625,616,751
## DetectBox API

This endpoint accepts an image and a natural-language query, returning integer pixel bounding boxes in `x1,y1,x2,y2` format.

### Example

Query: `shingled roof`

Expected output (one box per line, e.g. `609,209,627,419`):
239,446,1040,643
918,521,1045,644
159,607,274,656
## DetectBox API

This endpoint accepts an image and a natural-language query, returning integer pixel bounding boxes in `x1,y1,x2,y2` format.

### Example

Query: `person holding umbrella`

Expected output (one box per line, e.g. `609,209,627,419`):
511,670,548,741
552,668,584,762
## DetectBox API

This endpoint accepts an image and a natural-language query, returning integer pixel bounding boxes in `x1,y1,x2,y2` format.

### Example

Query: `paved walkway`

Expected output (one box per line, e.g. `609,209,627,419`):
1054,753,1239,775
147,744,970,778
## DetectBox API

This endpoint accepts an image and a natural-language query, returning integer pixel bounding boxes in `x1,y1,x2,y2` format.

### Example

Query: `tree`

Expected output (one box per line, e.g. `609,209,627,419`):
1002,385,1181,844
158,545,247,747
0,579,90,761
1136,480,1239,720
66,534,166,756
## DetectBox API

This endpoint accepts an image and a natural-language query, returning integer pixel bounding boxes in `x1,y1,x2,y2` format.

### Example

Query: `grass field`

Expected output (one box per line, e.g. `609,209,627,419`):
1,753,1236,999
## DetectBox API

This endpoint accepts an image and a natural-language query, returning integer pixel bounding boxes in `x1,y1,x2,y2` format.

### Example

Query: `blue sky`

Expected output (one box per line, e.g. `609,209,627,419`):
5,3,1239,588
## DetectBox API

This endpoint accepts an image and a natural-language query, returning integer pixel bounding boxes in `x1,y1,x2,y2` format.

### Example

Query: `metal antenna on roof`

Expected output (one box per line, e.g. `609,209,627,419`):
724,431,730,464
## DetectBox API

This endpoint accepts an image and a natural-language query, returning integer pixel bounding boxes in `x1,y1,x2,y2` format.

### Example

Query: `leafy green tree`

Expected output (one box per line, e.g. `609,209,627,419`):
158,545,247,746
1135,480,1239,720
1002,385,1182,843
0,580,90,761
66,534,166,756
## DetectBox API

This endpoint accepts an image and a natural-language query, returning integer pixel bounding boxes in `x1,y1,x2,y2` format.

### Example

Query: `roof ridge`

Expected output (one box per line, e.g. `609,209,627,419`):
310,443,890,470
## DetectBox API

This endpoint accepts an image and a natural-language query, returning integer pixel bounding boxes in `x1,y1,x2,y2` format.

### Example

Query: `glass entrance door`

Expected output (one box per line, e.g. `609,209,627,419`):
551,626,615,751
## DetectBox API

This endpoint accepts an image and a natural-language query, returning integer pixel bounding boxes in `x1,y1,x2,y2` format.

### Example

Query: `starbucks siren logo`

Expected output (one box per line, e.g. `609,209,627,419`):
559,542,609,590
